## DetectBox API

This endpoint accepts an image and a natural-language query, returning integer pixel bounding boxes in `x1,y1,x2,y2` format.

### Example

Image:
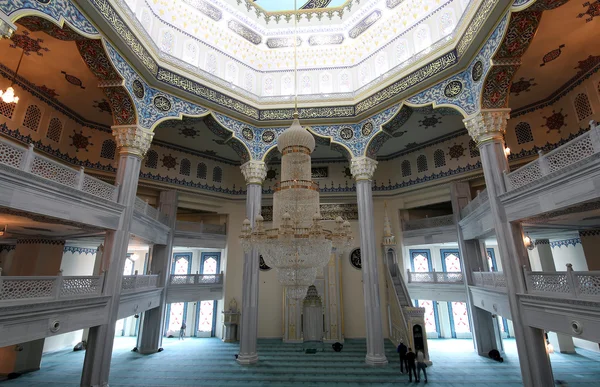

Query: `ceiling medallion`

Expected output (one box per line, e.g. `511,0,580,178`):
350,248,362,269
472,61,483,82
361,122,374,136
308,34,344,46
132,79,145,99
262,130,275,143
61,71,85,89
178,126,199,138
266,37,302,49
444,80,463,98
242,127,255,141
153,95,172,112
228,20,262,45
340,127,354,140
349,10,382,39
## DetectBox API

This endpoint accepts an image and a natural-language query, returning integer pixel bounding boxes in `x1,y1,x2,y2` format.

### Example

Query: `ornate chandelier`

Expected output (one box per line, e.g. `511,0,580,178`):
0,49,24,105
240,115,352,299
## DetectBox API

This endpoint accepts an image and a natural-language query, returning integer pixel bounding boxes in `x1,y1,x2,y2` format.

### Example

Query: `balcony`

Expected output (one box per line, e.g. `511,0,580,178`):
173,221,227,249
406,270,467,302
401,215,457,245
0,272,110,347
166,273,224,303
118,274,163,319
0,136,123,229
131,197,171,245
458,189,494,240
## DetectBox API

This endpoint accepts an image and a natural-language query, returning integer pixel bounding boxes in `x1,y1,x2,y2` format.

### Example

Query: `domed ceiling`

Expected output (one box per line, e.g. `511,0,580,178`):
119,0,470,103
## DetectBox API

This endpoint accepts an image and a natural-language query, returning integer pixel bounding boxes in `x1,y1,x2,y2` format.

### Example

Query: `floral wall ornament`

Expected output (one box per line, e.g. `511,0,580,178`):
540,44,565,67
418,115,441,128
161,154,179,170
9,31,49,56
510,77,537,96
38,85,59,98
178,126,199,138
242,127,254,141
61,71,85,89
577,1,600,23
448,143,465,160
93,99,112,114
69,130,93,152
262,130,275,143
542,109,568,133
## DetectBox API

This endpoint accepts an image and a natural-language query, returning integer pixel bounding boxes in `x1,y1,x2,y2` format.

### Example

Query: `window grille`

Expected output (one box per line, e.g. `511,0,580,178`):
514,122,534,145
574,93,593,121
434,149,446,168
212,166,222,183
46,118,63,142
180,158,191,176
417,155,428,172
401,160,411,177
23,105,41,131
100,140,116,160
145,150,158,169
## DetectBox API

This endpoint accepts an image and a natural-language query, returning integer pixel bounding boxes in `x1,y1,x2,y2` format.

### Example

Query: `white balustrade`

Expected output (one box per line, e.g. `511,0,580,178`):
523,264,600,300
169,273,224,285
402,215,455,231
460,189,488,218
120,274,159,293
407,270,464,284
471,271,507,290
0,272,104,302
0,137,119,201
134,197,170,225
504,120,600,191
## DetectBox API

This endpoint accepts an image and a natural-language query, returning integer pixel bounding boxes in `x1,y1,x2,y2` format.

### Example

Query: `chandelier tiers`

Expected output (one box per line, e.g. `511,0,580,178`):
0,48,24,104
240,114,352,300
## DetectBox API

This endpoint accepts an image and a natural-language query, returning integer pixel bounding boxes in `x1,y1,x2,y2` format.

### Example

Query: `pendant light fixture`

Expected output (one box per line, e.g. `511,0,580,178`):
0,48,24,104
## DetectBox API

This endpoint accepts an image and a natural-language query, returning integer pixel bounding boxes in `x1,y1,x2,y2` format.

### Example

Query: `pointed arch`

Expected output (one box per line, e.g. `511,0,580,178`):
180,158,191,176
183,39,199,66
413,24,431,53
339,71,352,93
375,52,388,77
159,28,175,54
401,160,411,177
205,51,218,75
433,149,446,168
197,162,207,179
319,72,333,94
225,61,239,85
212,166,223,183
263,75,275,96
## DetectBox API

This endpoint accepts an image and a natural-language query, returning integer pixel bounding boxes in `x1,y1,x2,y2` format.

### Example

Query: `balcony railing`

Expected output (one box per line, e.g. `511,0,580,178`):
0,138,119,202
402,215,455,231
460,189,488,218
169,273,223,285
471,271,507,290
504,120,600,191
175,221,227,235
134,197,168,225
524,264,600,301
407,270,464,284
0,271,104,303
121,274,159,293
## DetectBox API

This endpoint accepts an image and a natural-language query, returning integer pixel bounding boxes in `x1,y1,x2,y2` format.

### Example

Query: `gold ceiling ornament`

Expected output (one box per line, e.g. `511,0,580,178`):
240,0,352,300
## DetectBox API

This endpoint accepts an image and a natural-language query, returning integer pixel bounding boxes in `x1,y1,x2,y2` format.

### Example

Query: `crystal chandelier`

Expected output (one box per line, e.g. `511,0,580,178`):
240,1,352,300
0,49,24,105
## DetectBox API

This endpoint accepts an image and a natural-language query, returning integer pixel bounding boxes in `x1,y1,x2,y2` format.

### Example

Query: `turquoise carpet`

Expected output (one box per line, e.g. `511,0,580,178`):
2,337,600,386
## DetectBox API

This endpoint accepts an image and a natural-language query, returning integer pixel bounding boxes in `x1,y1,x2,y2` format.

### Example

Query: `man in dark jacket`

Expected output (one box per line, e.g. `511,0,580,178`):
405,347,418,382
397,342,408,374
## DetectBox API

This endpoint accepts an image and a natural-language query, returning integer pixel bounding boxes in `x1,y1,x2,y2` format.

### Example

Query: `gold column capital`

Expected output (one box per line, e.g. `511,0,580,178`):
351,156,378,181
463,109,511,145
111,125,154,158
240,160,267,185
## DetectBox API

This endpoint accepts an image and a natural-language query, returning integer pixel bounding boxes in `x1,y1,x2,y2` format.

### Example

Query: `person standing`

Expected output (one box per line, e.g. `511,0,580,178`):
179,321,186,340
416,349,428,383
405,347,417,382
397,342,408,374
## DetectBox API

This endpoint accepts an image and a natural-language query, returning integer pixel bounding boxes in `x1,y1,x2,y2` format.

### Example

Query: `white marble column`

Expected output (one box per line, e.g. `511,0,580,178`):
450,182,504,356
0,12,16,40
237,160,266,365
137,190,178,354
81,125,153,387
351,156,388,366
464,110,553,387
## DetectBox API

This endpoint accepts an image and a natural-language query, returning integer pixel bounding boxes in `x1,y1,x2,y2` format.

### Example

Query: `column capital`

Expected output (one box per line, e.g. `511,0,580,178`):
463,109,511,145
240,160,267,185
351,156,378,181
0,13,16,40
112,125,154,158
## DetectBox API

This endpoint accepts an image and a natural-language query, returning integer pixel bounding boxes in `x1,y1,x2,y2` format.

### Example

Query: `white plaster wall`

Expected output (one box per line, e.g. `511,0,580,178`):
550,242,587,271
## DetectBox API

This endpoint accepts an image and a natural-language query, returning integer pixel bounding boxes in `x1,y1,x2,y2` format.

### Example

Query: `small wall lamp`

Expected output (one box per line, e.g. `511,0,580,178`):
504,147,511,156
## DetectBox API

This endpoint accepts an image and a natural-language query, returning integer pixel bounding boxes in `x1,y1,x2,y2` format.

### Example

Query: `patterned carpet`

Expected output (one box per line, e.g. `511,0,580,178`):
2,337,600,386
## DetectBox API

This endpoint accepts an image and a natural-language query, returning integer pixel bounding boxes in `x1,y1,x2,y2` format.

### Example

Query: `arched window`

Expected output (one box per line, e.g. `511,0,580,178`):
46,118,63,142
212,166,222,182
244,72,255,93
0,100,15,119
401,160,411,177
167,253,191,333
182,40,199,66
197,162,207,179
439,9,456,36
339,71,351,92
100,139,116,160
469,139,480,157
397,40,410,64
281,74,293,95
319,72,332,94
574,93,593,121
515,122,534,144
160,29,175,54
413,25,431,53
359,65,370,86
442,250,461,272
145,150,158,169
434,149,446,168
205,52,218,75
180,158,191,176
263,76,274,96
417,155,428,172
301,74,311,94
225,61,238,85
140,8,152,33
23,105,41,131
375,52,388,77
